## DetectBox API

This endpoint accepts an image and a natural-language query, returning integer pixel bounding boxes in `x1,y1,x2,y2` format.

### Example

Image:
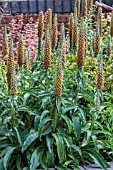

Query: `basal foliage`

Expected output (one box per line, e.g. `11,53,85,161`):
0,1,113,170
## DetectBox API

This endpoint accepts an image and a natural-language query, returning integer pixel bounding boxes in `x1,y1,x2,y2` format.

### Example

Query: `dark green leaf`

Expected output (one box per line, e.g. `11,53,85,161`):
72,116,81,139
22,132,38,152
3,146,16,170
86,149,110,169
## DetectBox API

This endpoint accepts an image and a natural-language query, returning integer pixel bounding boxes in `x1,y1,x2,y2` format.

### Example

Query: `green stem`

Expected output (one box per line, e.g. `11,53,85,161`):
53,108,57,133
74,79,80,105
38,37,42,58
74,68,82,105
11,94,15,128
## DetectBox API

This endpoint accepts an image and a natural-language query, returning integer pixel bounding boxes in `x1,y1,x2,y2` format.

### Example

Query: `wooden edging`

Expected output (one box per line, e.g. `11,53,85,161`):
1,0,113,15
36,162,113,170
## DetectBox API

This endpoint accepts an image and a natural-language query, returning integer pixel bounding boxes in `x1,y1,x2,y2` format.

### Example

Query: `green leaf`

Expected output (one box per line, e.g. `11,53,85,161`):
92,135,98,150
3,146,16,170
30,147,42,170
17,106,36,116
40,153,47,170
82,123,91,131
70,144,82,159
81,93,94,104
70,164,81,170
23,168,29,170
42,122,52,136
0,159,4,170
61,115,72,134
22,132,38,153
23,93,30,105
34,115,40,131
101,102,113,108
16,157,22,170
53,134,65,163
77,107,86,122
14,127,22,146
46,136,54,153
72,116,81,139
38,117,51,140
81,131,91,147
62,106,75,114
86,149,110,169
55,164,68,170
46,151,54,168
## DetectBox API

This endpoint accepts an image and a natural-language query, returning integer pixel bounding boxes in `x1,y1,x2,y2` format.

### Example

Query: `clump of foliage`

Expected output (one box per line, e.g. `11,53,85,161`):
0,0,113,170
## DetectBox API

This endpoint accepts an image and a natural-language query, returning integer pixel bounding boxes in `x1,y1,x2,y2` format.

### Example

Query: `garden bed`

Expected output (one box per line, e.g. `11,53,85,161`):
0,0,113,170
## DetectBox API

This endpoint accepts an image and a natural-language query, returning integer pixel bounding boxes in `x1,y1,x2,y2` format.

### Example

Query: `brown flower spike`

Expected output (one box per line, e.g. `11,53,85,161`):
77,19,85,67
43,26,51,68
18,34,24,66
54,57,62,97
82,0,87,19
24,48,28,70
69,13,74,50
10,62,18,94
97,59,104,90
46,9,52,36
74,0,80,18
87,0,93,11
7,39,14,89
38,11,44,38
52,14,57,50
73,8,78,50
94,22,100,56
95,89,100,111
97,6,102,34
60,23,66,65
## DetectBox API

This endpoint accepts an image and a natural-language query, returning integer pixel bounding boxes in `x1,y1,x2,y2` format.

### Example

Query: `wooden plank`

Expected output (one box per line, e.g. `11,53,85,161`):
38,0,46,12
36,162,113,170
71,0,75,12
54,0,62,13
2,1,10,14
11,1,20,14
63,0,71,13
46,0,54,11
104,0,112,6
20,0,29,14
29,0,37,13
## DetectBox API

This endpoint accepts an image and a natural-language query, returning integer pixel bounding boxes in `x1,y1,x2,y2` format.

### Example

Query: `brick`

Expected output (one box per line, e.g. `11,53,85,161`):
63,0,71,13
46,0,54,11
57,14,69,23
32,14,38,22
1,16,13,24
54,0,62,13
23,14,28,23
20,0,29,14
38,0,46,12
29,0,37,13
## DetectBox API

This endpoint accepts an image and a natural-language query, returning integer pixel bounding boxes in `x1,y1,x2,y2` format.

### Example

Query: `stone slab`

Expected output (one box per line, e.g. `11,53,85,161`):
81,162,113,170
